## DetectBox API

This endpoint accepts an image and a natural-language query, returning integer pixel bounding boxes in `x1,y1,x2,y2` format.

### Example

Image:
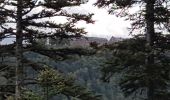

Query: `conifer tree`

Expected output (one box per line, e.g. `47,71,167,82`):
0,0,93,99
37,67,101,100
95,0,170,100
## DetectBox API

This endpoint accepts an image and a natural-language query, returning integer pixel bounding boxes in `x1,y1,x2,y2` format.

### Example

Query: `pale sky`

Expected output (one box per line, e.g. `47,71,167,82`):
1,0,132,44
76,0,131,39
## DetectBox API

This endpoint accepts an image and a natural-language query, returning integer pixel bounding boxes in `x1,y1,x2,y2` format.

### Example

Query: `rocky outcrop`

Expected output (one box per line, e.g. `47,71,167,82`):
108,36,123,44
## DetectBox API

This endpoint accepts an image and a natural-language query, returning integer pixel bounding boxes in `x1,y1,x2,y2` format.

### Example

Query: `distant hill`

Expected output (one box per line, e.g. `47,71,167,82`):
69,37,108,47
69,36,123,47
46,36,122,48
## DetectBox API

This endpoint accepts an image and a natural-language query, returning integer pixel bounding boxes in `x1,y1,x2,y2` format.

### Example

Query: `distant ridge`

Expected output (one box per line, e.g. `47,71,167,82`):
69,36,122,47
42,36,123,48
70,37,108,47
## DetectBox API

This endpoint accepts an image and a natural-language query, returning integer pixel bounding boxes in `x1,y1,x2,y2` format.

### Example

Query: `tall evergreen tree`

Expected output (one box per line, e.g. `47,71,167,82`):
95,0,170,100
0,0,93,99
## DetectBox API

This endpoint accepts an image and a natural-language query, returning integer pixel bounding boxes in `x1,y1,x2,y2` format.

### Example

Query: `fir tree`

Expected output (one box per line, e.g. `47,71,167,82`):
95,0,170,100
0,0,93,99
37,67,101,100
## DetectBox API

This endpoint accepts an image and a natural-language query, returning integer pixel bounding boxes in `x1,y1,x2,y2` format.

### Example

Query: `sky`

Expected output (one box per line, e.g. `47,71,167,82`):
1,0,131,44
75,0,131,39
52,0,131,39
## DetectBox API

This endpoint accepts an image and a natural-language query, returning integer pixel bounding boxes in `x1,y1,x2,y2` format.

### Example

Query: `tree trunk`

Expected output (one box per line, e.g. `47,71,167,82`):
145,0,155,100
15,0,23,99
146,0,155,46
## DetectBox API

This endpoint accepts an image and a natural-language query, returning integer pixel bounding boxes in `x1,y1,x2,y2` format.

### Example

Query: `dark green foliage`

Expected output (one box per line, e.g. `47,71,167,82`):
36,67,101,100
95,0,170,100
101,35,170,99
22,90,43,100
90,41,99,49
0,0,95,99
29,43,97,61
22,47,125,100
0,57,16,99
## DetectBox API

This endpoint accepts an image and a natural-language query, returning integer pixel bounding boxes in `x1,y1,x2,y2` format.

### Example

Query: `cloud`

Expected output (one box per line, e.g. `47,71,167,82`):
75,0,131,39
1,0,131,45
